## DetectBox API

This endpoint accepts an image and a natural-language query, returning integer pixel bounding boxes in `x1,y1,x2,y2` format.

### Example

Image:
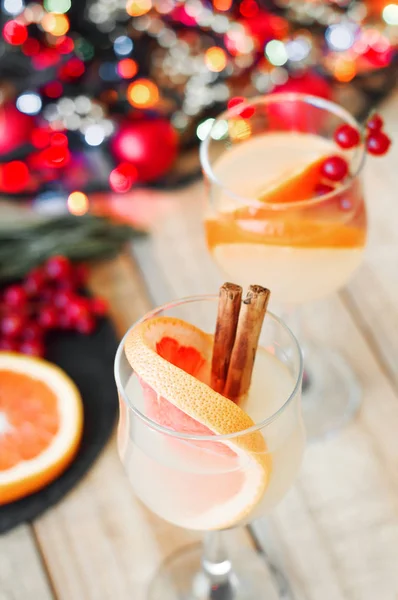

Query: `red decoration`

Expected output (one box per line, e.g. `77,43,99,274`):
269,71,333,132
0,103,34,155
3,21,28,45
110,119,178,182
0,161,30,193
109,162,138,193
240,11,288,48
273,71,332,99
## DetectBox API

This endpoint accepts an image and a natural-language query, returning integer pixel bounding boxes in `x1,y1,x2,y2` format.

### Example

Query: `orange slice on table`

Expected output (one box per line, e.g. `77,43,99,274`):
124,316,271,530
0,353,83,505
257,155,327,204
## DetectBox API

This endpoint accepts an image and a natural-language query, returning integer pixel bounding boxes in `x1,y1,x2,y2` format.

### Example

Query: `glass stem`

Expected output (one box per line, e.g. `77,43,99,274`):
200,531,235,599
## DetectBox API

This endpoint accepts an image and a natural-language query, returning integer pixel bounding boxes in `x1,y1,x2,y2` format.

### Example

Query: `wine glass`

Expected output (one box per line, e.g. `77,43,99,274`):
115,295,304,600
200,93,367,440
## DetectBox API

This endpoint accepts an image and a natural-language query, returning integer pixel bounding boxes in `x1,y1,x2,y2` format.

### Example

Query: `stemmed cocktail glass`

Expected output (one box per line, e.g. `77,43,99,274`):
115,295,304,599
200,93,367,439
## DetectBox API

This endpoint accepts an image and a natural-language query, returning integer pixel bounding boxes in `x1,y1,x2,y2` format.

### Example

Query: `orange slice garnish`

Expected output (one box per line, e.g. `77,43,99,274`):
0,353,83,505
257,156,327,204
124,316,271,530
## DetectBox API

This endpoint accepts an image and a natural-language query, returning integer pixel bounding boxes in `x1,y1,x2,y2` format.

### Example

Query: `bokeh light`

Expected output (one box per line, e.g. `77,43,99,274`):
44,0,71,13
3,0,25,16
333,58,356,82
68,191,89,216
228,118,251,142
326,24,355,51
114,35,133,56
126,0,152,17
383,4,398,25
265,39,288,66
84,124,105,146
213,0,232,11
240,0,259,18
16,92,42,115
196,118,215,141
22,38,40,56
127,79,159,108
3,21,28,45
42,13,70,36
117,58,138,78
204,46,227,72
43,81,63,98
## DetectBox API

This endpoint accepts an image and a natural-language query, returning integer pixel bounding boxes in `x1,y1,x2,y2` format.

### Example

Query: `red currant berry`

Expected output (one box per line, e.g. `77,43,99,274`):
75,314,96,335
67,298,90,321
53,290,75,309
320,155,348,182
58,312,75,330
38,306,58,329
3,285,28,309
366,131,391,156
1,314,26,338
23,322,44,342
0,338,19,352
24,268,47,297
19,339,45,357
315,183,335,196
74,264,89,287
366,114,383,132
334,124,360,149
45,255,72,281
90,297,108,317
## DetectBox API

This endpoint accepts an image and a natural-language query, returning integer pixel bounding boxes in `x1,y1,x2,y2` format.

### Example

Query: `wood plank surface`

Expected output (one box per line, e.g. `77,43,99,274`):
0,525,54,600
1,93,397,600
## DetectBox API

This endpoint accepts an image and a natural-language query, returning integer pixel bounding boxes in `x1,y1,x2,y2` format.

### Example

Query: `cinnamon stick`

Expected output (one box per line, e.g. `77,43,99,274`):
211,282,242,394
223,285,270,402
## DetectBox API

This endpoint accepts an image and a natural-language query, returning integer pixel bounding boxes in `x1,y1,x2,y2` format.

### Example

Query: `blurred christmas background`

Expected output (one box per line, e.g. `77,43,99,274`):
0,0,397,209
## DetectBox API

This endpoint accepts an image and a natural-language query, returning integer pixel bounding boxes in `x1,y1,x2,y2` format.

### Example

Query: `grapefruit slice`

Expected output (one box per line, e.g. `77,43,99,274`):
0,353,83,505
257,156,327,204
124,316,271,530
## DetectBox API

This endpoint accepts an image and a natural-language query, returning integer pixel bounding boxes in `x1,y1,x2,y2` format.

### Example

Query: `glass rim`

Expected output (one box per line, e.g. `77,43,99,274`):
199,92,366,211
114,294,303,441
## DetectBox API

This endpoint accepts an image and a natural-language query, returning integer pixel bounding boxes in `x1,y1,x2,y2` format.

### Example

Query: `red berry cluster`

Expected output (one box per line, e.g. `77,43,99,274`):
333,113,391,156
318,113,392,188
0,256,108,358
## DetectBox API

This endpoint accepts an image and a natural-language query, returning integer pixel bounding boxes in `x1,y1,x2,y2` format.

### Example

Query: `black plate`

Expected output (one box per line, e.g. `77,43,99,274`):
0,318,119,534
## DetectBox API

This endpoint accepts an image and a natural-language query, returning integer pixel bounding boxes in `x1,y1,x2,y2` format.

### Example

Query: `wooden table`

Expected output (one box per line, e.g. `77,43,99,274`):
2,91,398,600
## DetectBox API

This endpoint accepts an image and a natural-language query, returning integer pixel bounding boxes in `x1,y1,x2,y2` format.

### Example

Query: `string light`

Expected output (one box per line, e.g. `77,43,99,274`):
3,21,28,44
42,13,70,36
117,58,138,78
3,0,24,16
196,118,215,141
265,40,288,66
127,79,159,108
213,0,232,11
126,0,152,17
114,35,133,56
333,58,356,82
16,92,42,115
84,124,105,146
204,47,227,72
67,191,89,216
44,0,71,13
383,4,398,25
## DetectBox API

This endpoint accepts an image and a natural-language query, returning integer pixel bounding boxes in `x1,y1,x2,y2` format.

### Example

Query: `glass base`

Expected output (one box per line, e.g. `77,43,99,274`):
302,344,361,441
148,542,289,600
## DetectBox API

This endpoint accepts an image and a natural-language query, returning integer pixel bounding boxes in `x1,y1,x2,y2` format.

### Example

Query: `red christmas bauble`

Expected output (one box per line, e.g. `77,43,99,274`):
0,103,35,155
273,71,332,99
269,71,333,132
110,119,178,183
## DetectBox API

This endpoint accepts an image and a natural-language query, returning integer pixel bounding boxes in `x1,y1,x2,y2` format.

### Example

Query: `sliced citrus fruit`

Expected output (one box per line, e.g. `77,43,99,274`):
0,353,83,505
124,316,271,530
257,155,327,204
